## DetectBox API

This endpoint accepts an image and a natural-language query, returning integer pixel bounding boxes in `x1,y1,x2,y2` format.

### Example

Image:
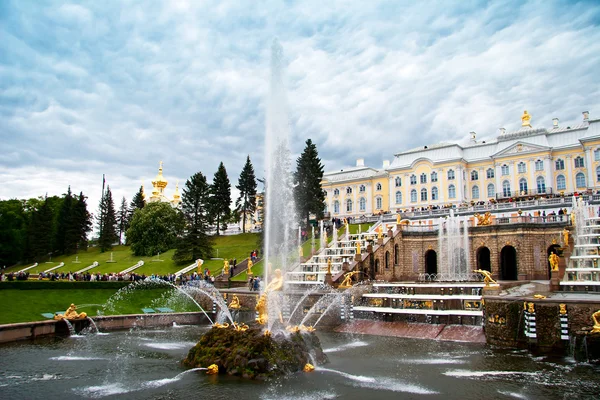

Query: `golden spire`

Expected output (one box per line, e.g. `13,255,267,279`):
152,161,168,189
521,110,532,128
172,180,181,206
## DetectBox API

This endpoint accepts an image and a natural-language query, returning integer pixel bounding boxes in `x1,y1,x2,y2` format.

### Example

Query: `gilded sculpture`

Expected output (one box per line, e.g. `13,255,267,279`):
222,259,230,276
527,302,535,313
255,268,283,325
356,240,361,255
521,110,532,127
339,270,360,288
474,269,497,286
474,211,492,226
303,363,315,372
327,258,332,275
563,228,570,246
54,303,87,320
559,304,567,315
206,364,219,375
377,225,383,239
548,252,560,271
591,310,600,333
247,257,253,276
229,295,241,310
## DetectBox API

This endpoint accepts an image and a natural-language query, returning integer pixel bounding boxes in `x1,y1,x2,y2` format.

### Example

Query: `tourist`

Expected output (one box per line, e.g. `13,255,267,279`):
248,277,254,291
253,276,260,291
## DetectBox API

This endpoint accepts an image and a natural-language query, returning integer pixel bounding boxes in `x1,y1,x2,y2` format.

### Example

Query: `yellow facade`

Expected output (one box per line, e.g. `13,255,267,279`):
322,111,598,217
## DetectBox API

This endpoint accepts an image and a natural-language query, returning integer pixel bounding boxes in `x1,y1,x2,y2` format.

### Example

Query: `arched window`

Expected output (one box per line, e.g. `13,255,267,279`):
431,187,438,200
487,183,495,198
536,176,546,194
597,167,600,182
346,199,353,212
376,183,382,191
472,185,479,199
557,175,566,190
486,168,495,179
346,187,352,194
575,156,585,168
501,164,509,175
359,197,366,211
448,169,455,180
376,196,382,209
420,173,427,184
535,160,544,171
448,184,456,199
410,189,417,203
410,175,417,185
359,185,366,192
431,172,438,182
395,191,402,204
555,159,565,170
502,180,511,197
394,177,401,187
576,172,586,188
421,188,428,201
519,178,528,194
517,162,527,174
334,188,339,196
471,170,478,181
333,201,339,214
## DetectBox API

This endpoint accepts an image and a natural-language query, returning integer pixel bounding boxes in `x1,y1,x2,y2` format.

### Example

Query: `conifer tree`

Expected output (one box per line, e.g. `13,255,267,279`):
235,155,257,233
97,186,118,252
28,197,54,261
116,196,129,245
209,162,232,235
55,186,75,255
173,172,213,263
73,192,92,251
130,186,145,213
294,139,325,230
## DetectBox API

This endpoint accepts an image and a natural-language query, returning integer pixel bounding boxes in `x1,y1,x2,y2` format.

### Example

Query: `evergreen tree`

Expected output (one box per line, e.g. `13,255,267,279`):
116,196,129,245
27,197,55,261
97,186,118,252
294,139,325,230
173,172,213,264
127,202,184,257
0,199,27,266
73,192,92,251
235,155,257,233
209,162,232,235
130,185,145,213
55,186,75,255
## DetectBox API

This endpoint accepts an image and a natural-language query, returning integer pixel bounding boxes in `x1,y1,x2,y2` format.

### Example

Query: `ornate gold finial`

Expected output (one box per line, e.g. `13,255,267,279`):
521,110,532,128
159,160,163,172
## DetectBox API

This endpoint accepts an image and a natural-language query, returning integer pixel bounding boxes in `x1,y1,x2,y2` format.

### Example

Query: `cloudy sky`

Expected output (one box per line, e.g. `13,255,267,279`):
1,0,599,216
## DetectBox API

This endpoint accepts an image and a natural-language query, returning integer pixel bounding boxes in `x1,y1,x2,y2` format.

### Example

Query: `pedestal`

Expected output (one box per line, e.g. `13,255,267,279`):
342,262,349,272
324,272,333,285
354,253,362,262
377,238,384,245
549,270,560,292
387,229,393,238
482,285,501,296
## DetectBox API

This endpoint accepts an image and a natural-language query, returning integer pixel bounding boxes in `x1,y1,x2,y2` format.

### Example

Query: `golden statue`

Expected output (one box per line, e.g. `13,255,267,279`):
533,294,546,299
474,269,497,286
232,322,249,332
229,295,241,310
474,211,492,226
303,363,315,372
213,322,229,329
521,110,532,128
247,257,253,276
591,310,600,333
54,304,87,320
377,225,383,239
548,253,560,271
527,302,535,313
563,228,570,246
299,245,304,258
286,325,300,333
206,364,219,375
356,241,361,255
196,259,204,274
255,269,283,325
396,213,401,224
327,258,332,275
339,270,360,288
571,212,576,226
223,259,230,276
299,324,316,332
559,304,567,315
343,218,348,225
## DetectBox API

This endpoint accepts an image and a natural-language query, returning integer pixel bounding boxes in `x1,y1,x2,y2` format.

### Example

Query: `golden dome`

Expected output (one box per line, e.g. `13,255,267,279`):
152,161,168,189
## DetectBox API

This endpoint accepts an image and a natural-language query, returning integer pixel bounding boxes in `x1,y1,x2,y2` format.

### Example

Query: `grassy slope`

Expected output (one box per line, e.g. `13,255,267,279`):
6,233,259,276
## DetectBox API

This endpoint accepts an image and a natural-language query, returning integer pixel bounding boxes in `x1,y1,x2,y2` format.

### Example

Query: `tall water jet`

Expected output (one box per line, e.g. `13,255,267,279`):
264,39,297,286
438,210,470,281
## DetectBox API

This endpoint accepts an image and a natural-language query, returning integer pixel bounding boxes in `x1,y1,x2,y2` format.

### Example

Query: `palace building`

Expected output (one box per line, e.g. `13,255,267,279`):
322,110,598,217
143,161,182,208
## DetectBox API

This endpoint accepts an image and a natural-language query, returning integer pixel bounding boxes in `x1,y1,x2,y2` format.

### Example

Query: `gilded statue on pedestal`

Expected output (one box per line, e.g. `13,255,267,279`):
54,304,87,320
222,259,230,276
474,269,496,286
591,310,600,333
339,270,360,288
246,258,253,276
548,252,560,271
229,295,241,310
255,268,283,325
521,110,532,128
377,225,383,240
563,228,570,246
474,211,492,226
327,258,332,275
356,240,361,255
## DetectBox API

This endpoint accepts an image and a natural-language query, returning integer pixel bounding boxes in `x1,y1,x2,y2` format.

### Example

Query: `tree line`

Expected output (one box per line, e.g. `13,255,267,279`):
0,187,93,266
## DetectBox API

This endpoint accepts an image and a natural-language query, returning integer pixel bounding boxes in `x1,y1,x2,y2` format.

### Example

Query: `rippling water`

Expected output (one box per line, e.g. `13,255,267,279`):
0,325,598,399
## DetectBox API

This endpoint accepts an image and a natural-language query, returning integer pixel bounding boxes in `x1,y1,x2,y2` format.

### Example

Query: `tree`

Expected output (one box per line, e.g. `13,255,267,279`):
130,186,145,214
126,202,184,257
173,172,213,264
209,162,232,235
235,155,257,233
97,186,118,252
116,196,129,245
0,199,27,266
72,191,92,251
294,139,325,230
27,196,55,261
55,186,76,255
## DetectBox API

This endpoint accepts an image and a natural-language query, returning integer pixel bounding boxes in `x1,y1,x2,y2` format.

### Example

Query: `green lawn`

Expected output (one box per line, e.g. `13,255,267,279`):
6,233,260,277
0,286,201,325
